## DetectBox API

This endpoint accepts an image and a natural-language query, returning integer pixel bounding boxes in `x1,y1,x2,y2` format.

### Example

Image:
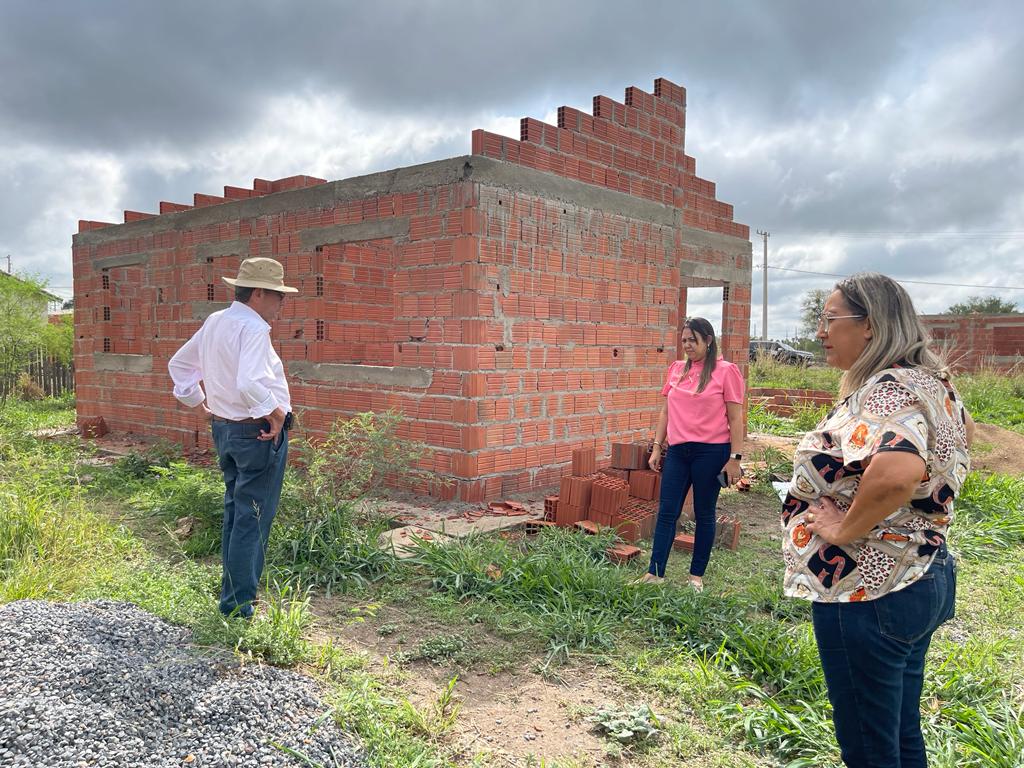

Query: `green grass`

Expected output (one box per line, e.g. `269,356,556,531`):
955,369,1024,433
3,396,1024,768
748,357,841,393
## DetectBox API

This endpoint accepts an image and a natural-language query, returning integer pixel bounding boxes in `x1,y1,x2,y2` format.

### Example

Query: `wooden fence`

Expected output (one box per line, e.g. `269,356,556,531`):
0,349,74,399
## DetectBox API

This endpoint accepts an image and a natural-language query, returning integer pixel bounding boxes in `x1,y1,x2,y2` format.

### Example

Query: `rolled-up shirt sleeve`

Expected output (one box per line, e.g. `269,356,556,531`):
168,328,207,408
236,325,280,418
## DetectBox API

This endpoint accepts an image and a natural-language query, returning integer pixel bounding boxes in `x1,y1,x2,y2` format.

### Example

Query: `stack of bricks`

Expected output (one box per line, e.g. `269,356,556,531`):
612,497,659,543
73,76,750,502
556,473,595,527
628,469,660,501
588,475,630,528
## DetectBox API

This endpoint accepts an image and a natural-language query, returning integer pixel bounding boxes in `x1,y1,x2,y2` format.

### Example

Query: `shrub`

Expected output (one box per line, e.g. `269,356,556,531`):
297,410,440,504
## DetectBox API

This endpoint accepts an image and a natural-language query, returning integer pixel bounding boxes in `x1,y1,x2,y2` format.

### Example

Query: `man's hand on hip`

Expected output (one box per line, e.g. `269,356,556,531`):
259,407,286,441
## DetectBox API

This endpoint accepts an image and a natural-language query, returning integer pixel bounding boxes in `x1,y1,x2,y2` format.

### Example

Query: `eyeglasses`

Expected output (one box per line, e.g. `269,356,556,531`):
817,313,865,332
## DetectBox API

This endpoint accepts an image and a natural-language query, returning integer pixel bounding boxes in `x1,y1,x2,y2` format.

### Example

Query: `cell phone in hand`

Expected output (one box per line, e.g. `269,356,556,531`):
717,470,729,488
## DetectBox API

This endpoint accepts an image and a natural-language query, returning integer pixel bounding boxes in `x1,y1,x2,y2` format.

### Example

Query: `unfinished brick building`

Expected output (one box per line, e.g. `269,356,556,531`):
72,77,751,500
921,314,1024,372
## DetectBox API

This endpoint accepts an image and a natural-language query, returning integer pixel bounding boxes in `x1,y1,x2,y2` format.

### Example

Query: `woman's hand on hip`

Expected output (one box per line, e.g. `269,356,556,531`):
805,497,847,544
724,457,742,486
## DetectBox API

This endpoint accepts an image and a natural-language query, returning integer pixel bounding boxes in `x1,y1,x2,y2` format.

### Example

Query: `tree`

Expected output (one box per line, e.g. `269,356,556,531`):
0,273,57,402
799,289,830,337
946,295,1018,315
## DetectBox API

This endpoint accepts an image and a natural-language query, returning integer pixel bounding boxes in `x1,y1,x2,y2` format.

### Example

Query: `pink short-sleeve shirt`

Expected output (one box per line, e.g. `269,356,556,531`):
661,358,745,445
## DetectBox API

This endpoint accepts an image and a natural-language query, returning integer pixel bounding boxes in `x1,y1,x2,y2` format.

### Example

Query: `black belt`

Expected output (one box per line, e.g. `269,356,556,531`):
211,415,265,424
212,413,293,429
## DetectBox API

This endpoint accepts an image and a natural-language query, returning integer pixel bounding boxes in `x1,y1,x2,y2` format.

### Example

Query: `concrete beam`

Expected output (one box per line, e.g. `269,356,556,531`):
677,223,753,257
196,239,250,261
680,261,751,287
73,157,473,247
94,253,151,270
289,361,433,388
468,156,679,227
93,353,154,373
191,301,230,321
300,218,410,250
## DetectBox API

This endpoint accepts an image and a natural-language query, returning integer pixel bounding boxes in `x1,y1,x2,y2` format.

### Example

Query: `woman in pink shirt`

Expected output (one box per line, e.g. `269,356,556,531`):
640,317,746,590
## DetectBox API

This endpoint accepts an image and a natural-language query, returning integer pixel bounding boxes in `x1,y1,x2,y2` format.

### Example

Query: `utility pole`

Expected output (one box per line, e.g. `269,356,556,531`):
4,255,10,274
756,230,769,340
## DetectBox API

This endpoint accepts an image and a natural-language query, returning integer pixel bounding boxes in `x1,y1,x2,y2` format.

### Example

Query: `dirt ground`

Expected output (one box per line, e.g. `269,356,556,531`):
969,422,1024,475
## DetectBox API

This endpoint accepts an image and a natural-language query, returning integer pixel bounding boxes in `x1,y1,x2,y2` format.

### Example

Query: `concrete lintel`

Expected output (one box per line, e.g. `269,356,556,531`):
95,253,151,270
93,353,153,373
300,217,410,250
289,361,433,388
680,261,751,287
677,222,752,256
192,301,230,321
196,239,250,261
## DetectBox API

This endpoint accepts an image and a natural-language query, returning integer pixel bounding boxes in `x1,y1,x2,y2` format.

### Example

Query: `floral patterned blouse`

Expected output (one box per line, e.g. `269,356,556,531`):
782,365,971,602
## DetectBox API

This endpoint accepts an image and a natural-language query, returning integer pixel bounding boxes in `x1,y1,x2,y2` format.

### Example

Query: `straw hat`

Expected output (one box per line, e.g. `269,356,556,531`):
222,257,298,293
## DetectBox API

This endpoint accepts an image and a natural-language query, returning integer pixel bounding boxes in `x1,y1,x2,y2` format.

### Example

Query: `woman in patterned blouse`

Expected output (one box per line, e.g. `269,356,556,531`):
782,273,974,768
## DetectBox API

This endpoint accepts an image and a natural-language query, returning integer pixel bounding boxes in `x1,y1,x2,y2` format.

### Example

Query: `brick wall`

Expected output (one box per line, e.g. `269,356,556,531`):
748,387,834,416
73,77,751,500
921,314,1024,372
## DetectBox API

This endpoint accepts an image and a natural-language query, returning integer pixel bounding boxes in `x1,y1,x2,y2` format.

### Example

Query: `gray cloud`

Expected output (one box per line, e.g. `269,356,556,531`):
0,0,1021,327
0,0,991,151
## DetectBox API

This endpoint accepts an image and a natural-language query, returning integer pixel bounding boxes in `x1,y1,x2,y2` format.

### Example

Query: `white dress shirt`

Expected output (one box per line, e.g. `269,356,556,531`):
168,301,291,420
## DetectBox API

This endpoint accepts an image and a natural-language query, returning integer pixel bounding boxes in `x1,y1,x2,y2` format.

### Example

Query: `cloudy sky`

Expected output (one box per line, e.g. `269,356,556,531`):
1,0,1021,338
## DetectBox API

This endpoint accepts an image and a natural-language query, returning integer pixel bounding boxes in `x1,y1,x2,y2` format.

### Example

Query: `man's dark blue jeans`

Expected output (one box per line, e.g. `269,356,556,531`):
812,547,957,768
647,441,730,578
211,420,289,619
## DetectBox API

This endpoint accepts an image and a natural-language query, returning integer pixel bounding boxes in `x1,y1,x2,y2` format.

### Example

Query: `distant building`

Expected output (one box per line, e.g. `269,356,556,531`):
921,314,1024,372
0,271,63,316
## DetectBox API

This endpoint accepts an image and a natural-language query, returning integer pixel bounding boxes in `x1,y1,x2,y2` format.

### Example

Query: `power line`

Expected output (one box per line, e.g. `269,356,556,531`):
754,264,1024,291
771,230,1024,240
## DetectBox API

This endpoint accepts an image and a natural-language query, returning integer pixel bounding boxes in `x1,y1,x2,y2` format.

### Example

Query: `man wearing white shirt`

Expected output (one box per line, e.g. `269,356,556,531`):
168,257,298,619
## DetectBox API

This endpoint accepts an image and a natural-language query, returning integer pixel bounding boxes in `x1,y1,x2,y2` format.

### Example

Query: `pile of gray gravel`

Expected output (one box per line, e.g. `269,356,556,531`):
0,600,366,767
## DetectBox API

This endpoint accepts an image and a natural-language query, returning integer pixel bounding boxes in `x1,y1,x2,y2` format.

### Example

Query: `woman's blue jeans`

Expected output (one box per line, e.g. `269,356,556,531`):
211,420,289,618
812,547,957,768
647,441,730,578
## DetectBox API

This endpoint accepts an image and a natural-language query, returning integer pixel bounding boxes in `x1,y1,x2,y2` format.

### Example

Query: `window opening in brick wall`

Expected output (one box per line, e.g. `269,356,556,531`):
316,319,325,341
158,287,163,304
103,306,111,321
103,338,111,352
316,275,324,297
207,283,215,301
102,273,110,290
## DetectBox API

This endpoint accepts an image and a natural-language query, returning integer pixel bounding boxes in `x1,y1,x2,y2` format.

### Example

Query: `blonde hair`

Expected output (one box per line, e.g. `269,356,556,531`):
835,272,947,398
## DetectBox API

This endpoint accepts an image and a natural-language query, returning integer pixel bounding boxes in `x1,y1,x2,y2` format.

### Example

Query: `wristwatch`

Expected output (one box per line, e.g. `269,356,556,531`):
730,453,742,461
